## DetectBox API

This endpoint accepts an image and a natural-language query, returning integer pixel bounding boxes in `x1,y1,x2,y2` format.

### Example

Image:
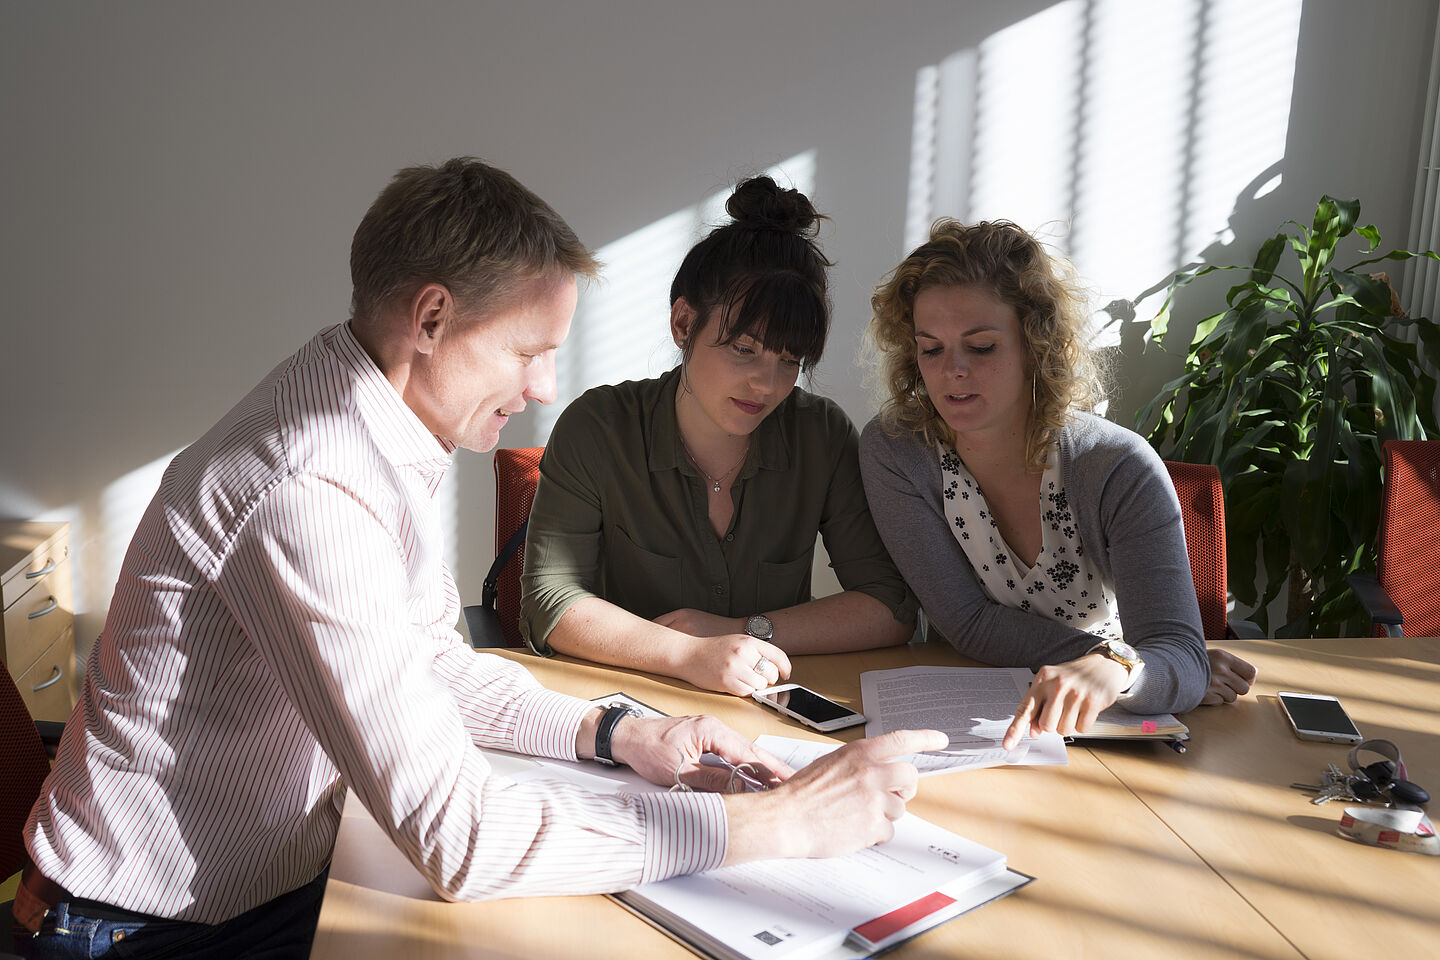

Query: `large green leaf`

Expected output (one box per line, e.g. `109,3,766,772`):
1331,269,1397,315
1345,248,1440,273
1219,300,1279,373
1251,234,1287,286
1359,336,1417,441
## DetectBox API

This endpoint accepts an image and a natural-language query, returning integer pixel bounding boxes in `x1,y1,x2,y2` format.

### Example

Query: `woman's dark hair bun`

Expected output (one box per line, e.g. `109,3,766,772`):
725,176,822,236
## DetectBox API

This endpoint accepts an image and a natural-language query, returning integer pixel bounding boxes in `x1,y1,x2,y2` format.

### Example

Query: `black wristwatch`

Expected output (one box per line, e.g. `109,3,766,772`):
594,703,641,767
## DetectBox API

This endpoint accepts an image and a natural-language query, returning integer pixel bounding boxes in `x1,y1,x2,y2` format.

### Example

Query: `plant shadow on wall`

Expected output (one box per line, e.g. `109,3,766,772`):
1129,196,1440,638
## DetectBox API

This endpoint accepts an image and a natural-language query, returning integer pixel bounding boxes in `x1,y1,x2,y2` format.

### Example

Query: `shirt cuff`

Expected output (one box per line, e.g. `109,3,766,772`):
510,689,598,760
632,791,728,883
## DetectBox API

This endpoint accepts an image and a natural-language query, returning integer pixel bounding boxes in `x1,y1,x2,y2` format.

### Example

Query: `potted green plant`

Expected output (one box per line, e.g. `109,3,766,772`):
1135,196,1440,636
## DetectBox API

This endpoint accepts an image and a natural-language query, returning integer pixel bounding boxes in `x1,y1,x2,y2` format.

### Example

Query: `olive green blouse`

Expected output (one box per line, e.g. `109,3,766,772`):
518,368,917,653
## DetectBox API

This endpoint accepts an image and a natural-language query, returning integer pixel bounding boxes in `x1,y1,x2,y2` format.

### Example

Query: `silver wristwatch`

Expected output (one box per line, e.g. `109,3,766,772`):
745,614,773,641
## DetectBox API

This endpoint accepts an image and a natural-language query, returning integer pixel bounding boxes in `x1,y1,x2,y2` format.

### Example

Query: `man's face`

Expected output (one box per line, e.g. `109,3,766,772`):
407,272,577,452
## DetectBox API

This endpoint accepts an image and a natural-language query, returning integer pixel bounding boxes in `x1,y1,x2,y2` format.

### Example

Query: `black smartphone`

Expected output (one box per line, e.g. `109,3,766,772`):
1277,691,1362,744
752,684,866,732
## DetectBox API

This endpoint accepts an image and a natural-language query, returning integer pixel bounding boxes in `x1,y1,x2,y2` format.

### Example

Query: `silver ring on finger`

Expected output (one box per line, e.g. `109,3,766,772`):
753,657,773,678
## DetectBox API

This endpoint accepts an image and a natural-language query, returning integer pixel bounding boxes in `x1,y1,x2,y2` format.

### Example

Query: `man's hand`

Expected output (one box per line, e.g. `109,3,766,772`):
608,713,793,791
1002,654,1130,750
1201,648,1257,705
722,729,949,864
653,612,792,696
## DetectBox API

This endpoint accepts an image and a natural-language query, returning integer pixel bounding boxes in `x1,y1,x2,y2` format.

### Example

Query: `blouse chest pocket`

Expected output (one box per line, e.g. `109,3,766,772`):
755,553,813,611
603,525,683,621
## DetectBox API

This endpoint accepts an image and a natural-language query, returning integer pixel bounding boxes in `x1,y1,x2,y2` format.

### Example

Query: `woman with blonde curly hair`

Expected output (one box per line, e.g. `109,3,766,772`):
860,219,1254,748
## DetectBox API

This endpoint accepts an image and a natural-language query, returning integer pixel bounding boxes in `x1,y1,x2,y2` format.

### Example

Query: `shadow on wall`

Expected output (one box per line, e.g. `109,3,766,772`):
904,0,1303,426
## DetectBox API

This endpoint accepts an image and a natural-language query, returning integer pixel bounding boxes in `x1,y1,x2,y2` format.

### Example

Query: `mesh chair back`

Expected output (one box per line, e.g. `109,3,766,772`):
1,659,50,879
1377,440,1440,637
1163,461,1229,643
494,447,545,648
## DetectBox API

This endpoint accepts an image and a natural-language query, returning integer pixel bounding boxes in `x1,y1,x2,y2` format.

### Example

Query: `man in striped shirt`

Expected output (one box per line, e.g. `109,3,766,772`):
15,158,943,959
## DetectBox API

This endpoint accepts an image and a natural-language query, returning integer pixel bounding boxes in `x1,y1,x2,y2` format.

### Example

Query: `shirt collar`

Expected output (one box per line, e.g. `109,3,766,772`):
329,322,455,471
646,366,793,478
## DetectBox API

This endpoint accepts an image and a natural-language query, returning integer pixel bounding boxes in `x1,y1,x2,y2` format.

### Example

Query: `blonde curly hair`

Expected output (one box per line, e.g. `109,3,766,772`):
866,219,1105,469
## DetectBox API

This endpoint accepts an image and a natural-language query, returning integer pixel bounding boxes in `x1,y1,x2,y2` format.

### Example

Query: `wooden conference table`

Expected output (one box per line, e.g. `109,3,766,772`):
310,637,1440,959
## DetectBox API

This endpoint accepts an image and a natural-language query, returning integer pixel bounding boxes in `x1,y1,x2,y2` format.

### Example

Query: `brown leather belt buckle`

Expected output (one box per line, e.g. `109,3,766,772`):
15,859,66,934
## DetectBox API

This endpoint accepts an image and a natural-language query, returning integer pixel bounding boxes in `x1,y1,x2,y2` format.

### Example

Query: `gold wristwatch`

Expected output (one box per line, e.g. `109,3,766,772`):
1089,638,1143,679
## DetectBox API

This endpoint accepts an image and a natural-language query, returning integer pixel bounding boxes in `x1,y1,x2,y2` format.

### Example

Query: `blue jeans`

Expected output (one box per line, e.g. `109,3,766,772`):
11,868,329,960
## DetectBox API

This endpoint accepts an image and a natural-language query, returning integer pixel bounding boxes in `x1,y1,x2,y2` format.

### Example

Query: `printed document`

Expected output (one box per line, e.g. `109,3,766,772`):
859,666,1068,770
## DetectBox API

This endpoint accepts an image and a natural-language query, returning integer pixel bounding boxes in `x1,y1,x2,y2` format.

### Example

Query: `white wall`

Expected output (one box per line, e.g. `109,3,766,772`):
2,0,1435,651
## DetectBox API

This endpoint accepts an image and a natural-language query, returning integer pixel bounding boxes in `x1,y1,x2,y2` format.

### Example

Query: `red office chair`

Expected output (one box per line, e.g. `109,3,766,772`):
2,657,55,953
1163,460,1261,641
1349,440,1440,637
463,447,544,648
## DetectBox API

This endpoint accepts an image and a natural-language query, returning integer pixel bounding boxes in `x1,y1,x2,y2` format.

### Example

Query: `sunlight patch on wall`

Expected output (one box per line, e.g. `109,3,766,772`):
1186,0,1301,259
536,151,817,440
904,0,1303,346
970,2,1083,236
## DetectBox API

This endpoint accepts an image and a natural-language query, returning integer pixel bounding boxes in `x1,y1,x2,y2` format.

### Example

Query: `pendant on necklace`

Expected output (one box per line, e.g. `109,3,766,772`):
711,480,722,494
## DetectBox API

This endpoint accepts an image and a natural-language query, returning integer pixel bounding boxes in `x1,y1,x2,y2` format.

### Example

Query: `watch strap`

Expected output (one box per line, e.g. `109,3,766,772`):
594,703,640,766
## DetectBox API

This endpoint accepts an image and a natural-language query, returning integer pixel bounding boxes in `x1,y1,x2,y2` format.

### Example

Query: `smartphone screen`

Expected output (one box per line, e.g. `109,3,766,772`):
1279,693,1361,737
757,686,855,723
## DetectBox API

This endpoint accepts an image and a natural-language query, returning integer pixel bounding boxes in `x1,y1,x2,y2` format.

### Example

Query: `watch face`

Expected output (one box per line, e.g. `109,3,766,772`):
746,615,773,639
1110,640,1138,661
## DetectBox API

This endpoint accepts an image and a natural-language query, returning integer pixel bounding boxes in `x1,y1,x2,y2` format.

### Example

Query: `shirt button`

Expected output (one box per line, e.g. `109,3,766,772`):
725,533,734,542
713,585,726,595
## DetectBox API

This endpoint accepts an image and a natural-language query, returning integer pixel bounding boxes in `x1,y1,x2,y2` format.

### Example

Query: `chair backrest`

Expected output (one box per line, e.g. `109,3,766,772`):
1163,460,1229,643
493,447,545,648
1,658,50,880
1377,440,1440,637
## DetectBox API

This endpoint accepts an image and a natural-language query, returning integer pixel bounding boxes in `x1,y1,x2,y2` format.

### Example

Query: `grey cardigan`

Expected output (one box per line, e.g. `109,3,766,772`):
859,412,1209,715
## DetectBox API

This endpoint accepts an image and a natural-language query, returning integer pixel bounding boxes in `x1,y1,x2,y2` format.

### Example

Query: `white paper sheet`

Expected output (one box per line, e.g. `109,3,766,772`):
858,666,1068,769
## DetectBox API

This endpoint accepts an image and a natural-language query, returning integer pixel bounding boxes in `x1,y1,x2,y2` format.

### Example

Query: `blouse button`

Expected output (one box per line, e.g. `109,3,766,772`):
725,533,734,542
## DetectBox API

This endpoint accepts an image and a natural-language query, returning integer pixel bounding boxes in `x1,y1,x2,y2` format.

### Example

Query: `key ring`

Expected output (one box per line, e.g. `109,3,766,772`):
1346,739,1430,806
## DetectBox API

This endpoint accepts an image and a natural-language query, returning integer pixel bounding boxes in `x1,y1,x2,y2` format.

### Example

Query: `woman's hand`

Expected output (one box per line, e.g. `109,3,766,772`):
1002,654,1131,749
655,609,792,695
1201,648,1257,704
654,608,744,639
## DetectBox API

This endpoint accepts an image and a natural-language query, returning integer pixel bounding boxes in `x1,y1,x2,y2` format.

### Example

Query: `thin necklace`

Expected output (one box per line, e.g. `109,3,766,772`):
680,437,749,494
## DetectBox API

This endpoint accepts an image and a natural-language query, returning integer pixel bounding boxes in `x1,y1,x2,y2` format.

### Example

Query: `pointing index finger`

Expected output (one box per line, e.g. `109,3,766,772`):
862,728,949,758
1003,696,1036,751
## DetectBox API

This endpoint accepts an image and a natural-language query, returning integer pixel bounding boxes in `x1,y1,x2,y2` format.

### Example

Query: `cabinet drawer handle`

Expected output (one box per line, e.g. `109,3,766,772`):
25,559,57,580
28,596,59,619
33,665,63,692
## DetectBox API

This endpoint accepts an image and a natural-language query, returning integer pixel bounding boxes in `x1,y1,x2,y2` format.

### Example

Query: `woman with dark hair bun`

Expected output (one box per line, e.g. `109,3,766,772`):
520,177,917,695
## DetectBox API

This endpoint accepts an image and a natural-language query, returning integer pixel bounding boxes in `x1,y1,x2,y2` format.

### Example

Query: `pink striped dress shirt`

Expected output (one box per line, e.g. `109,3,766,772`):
25,322,727,924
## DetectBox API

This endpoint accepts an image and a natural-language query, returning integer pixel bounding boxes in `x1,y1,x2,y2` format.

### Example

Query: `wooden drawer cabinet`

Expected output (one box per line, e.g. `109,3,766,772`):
1,521,78,721
16,626,78,723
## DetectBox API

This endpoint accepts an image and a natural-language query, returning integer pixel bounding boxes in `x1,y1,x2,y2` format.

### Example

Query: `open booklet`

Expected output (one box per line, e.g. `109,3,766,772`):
861,665,1189,749
614,813,1030,960
580,695,1032,958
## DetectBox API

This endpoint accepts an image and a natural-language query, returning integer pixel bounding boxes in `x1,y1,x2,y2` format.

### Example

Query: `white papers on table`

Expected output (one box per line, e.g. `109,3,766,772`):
615,812,1009,960
859,665,1068,771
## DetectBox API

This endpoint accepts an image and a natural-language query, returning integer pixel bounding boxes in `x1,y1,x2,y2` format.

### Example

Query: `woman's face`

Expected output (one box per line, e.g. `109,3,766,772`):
672,300,803,439
912,283,1030,449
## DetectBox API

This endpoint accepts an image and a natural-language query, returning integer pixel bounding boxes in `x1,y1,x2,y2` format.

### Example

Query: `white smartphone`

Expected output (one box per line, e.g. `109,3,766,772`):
1277,691,1363,744
752,683,866,732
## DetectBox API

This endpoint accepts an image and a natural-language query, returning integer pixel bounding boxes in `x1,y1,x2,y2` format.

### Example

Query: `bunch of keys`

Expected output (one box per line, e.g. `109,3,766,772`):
1291,759,1431,806
1292,763,1372,805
